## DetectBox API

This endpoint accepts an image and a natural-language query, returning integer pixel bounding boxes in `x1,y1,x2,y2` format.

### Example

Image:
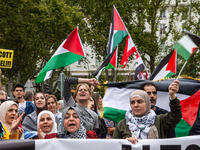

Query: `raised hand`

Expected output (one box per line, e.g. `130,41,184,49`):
10,113,24,135
37,125,44,139
168,80,179,100
18,128,23,139
78,78,99,85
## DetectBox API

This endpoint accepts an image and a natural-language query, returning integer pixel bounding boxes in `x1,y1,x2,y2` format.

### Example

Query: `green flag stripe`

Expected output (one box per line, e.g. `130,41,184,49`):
36,52,84,83
174,43,191,61
175,119,191,137
113,30,128,51
165,71,175,79
40,52,83,75
105,62,115,70
103,107,126,123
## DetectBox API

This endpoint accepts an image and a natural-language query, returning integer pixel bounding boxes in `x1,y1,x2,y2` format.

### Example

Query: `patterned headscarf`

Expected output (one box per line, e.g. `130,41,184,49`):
37,110,57,136
57,106,86,139
0,101,18,132
126,90,156,139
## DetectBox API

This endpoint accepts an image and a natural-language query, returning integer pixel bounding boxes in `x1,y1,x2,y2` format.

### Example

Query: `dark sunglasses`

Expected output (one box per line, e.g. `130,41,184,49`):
147,91,157,95
15,90,23,92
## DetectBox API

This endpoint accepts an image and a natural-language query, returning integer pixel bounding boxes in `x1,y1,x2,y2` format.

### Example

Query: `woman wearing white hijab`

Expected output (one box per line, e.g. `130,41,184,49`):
113,89,182,144
0,101,24,139
37,110,57,139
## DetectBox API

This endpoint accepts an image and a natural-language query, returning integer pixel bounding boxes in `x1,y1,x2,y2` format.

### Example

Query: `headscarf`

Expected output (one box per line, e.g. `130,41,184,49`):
130,90,151,116
37,110,57,136
58,100,65,113
0,101,18,132
126,90,156,139
57,106,86,139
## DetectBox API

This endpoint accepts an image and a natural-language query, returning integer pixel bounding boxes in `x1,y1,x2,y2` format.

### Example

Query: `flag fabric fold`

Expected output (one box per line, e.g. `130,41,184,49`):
92,46,118,80
174,32,200,61
35,27,85,83
135,51,147,80
148,50,177,81
120,34,137,68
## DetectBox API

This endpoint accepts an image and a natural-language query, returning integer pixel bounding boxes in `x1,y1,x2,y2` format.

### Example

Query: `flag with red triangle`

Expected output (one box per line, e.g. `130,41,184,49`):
121,34,137,68
107,5,128,56
174,31,200,61
92,46,118,80
148,50,177,81
135,51,148,80
35,26,85,83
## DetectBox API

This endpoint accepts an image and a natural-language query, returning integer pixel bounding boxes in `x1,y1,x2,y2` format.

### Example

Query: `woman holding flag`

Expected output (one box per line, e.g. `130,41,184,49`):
113,80,182,143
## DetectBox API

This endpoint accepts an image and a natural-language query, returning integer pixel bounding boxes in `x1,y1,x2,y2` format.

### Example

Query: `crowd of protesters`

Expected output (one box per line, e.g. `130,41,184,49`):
0,76,183,144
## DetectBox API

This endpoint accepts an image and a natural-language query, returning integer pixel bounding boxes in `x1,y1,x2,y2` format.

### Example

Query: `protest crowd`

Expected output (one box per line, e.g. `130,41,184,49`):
1,4,200,150
0,72,186,144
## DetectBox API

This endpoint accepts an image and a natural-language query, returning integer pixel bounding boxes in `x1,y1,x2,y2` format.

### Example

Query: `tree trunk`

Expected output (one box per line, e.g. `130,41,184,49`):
150,56,155,73
112,68,116,82
8,76,13,97
105,70,109,81
17,71,21,83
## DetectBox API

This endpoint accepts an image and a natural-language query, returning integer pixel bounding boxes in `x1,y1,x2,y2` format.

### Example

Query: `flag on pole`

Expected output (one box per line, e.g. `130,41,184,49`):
92,5,128,78
120,34,137,68
35,27,85,83
92,46,118,80
174,32,200,61
107,5,128,55
135,51,146,80
148,50,177,81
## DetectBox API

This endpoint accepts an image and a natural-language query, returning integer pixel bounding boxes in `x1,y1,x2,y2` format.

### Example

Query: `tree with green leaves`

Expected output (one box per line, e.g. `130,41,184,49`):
0,0,86,96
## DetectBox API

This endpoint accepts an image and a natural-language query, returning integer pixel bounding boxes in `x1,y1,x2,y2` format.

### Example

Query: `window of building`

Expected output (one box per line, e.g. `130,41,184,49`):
95,57,101,67
160,24,166,35
160,9,166,19
78,60,82,65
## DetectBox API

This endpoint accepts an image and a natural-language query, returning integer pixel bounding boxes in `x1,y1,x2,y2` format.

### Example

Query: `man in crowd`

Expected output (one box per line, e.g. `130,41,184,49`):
24,90,34,102
140,81,177,138
13,83,35,117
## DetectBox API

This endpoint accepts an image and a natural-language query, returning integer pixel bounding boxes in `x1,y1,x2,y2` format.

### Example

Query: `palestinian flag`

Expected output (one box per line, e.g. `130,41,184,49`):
35,27,85,83
135,51,146,80
107,5,128,55
92,46,118,80
148,50,177,81
174,32,200,61
120,34,137,68
103,78,200,137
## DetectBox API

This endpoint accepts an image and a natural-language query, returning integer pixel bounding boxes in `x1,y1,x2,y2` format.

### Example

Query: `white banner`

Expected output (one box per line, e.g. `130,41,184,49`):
1,135,200,150
35,136,200,150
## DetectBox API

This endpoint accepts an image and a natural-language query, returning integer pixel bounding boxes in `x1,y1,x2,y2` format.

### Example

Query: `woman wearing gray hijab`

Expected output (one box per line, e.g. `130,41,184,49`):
57,106,86,139
113,90,182,144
